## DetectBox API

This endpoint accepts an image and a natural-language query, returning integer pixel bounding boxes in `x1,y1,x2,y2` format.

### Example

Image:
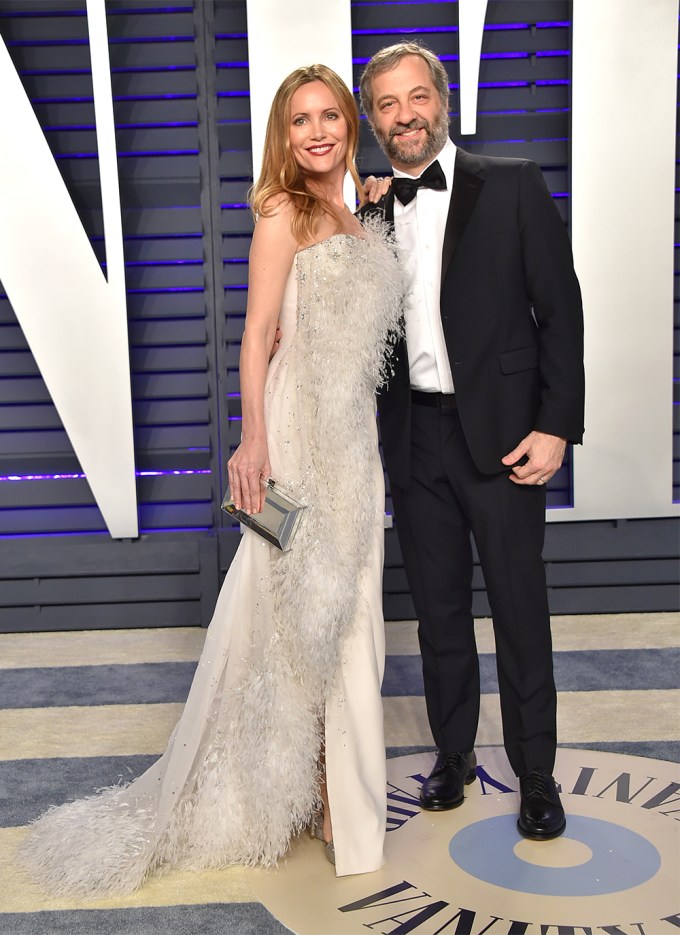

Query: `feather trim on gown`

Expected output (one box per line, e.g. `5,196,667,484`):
18,218,405,897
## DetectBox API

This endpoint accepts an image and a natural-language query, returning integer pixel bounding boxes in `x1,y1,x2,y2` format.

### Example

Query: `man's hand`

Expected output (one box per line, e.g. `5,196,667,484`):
363,175,393,204
501,431,567,486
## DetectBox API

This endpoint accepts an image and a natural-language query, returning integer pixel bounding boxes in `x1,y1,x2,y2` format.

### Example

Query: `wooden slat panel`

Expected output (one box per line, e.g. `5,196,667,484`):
0,573,201,606
0,429,72,454
129,346,208,372
126,291,206,318
128,319,207,346
132,373,209,400
0,405,62,430
0,473,212,510
0,537,202,577
44,126,199,156
545,559,680,587
22,70,197,100
1,601,203,632
0,377,50,404
0,326,27,351
133,425,211,450
132,399,210,425
60,155,202,184
547,586,680,615
121,207,202,236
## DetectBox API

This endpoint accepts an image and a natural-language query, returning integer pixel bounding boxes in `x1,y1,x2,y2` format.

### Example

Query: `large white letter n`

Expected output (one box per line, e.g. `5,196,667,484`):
0,0,137,538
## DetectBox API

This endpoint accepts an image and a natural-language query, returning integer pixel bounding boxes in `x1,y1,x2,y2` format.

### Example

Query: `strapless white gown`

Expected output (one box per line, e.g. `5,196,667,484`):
19,223,404,896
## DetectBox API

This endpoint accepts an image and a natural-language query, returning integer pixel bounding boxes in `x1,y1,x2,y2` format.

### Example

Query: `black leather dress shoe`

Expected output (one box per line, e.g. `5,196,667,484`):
419,751,477,811
517,768,566,840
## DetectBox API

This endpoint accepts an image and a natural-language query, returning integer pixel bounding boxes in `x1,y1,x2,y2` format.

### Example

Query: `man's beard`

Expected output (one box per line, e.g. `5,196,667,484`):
374,105,449,168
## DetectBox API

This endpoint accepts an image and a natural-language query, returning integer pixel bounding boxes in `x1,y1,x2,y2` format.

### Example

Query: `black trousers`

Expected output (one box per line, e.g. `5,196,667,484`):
390,399,557,777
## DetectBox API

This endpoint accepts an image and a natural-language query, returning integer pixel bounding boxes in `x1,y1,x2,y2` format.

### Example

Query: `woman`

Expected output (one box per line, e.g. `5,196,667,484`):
19,65,403,896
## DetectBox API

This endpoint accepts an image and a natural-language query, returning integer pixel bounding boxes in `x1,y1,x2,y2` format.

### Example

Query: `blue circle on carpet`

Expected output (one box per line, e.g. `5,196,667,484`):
448,815,661,896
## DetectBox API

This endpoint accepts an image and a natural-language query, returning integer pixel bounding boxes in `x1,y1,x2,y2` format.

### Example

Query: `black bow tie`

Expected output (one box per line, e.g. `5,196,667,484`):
392,160,447,206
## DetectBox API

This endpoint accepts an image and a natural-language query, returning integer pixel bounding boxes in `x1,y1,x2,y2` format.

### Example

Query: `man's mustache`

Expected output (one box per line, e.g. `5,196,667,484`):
389,119,429,138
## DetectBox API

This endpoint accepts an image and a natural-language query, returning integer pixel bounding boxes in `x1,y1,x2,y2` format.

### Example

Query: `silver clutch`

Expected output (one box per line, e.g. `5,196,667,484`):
221,478,306,551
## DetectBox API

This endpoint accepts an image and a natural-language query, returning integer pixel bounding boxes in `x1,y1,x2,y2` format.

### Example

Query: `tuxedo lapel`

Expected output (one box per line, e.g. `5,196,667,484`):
441,149,485,284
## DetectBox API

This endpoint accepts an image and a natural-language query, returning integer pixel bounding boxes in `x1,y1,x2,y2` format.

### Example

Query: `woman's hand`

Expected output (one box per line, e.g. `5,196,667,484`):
363,175,392,204
270,322,282,360
227,437,271,514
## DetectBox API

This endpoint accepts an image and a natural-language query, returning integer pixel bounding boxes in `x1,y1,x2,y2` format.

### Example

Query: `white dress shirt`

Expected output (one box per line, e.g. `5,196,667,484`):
393,138,456,393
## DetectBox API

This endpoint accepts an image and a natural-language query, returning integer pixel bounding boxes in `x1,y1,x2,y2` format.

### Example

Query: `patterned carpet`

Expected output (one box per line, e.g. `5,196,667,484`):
1,613,678,933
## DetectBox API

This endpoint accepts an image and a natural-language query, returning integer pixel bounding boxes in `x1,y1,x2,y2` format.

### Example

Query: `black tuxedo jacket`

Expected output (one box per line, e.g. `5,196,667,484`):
361,147,585,488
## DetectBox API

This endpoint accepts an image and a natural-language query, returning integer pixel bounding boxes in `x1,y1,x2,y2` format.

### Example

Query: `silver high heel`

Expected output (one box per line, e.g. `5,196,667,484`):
310,812,335,865
324,840,335,865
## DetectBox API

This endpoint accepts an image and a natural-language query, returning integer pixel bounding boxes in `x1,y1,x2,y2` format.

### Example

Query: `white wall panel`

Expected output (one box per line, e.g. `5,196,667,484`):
245,0,354,205
0,0,137,538
567,0,679,521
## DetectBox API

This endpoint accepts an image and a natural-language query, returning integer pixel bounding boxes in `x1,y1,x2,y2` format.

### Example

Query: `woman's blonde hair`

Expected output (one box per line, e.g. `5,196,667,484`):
250,64,365,244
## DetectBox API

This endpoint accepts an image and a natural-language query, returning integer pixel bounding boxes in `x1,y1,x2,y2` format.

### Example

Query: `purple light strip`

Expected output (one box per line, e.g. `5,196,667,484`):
124,233,203,241
117,121,198,129
46,122,198,131
125,260,202,268
20,68,91,78
112,65,196,74
353,25,458,35
0,470,211,482
20,65,195,77
33,94,197,105
107,6,194,14
32,96,93,104
477,108,569,117
350,50,568,67
55,149,199,160
8,36,194,48
127,286,203,295
352,1,459,5
0,526,213,540
0,7,86,15
1,5,193,17
350,22,569,35
109,36,194,44
115,93,196,101
479,81,530,89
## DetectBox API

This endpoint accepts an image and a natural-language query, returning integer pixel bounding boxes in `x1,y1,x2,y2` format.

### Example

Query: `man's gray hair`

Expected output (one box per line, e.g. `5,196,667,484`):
359,42,450,120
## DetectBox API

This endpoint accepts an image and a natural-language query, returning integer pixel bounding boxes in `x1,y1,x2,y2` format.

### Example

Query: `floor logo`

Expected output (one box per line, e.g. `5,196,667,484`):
448,814,661,896
251,747,680,934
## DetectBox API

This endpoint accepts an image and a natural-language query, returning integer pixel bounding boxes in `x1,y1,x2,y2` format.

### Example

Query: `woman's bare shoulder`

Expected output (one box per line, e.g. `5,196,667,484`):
258,192,294,220
251,196,297,261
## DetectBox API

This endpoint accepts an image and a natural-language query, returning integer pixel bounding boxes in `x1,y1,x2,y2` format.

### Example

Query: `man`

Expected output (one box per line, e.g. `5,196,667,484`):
359,42,584,839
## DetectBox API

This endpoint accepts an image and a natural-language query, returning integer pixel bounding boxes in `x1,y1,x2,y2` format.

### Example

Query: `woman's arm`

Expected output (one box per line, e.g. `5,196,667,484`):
227,201,297,514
